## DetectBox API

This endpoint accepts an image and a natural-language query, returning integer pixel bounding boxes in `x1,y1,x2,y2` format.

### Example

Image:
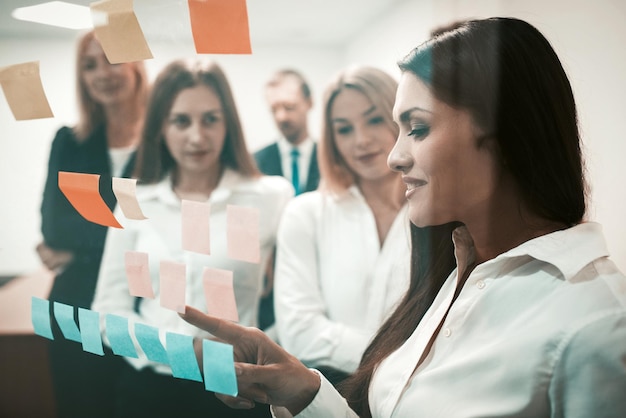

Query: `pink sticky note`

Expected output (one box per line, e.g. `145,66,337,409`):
226,205,260,263
125,251,154,298
112,177,147,220
181,200,211,255
159,260,186,313
202,268,238,322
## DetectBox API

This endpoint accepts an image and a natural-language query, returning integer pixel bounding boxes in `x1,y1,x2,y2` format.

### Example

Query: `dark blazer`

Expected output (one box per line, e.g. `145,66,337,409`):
253,141,320,193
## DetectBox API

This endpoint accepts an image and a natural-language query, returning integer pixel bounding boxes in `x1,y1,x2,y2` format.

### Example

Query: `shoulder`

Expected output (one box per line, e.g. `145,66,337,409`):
251,175,294,198
51,126,78,148
253,143,279,159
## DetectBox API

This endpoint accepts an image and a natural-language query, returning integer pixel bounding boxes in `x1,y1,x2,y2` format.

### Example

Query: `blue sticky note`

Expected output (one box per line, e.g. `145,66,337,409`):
135,323,169,364
78,308,104,356
31,297,54,340
203,339,238,396
166,332,202,382
53,302,81,343
105,314,138,358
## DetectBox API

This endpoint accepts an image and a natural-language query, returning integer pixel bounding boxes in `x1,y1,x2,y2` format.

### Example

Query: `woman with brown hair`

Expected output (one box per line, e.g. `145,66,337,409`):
92,59,293,417
182,17,626,417
38,30,148,418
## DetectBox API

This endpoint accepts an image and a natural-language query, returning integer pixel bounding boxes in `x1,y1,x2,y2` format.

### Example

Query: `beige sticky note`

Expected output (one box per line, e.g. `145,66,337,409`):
159,260,186,313
181,200,211,255
226,205,260,263
202,268,238,322
112,177,147,220
0,61,53,120
125,251,154,298
90,0,153,64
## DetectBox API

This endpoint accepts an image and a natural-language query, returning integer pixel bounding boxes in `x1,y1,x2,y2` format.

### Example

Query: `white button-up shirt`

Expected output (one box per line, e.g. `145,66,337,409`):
274,186,411,373
289,222,626,418
93,170,293,374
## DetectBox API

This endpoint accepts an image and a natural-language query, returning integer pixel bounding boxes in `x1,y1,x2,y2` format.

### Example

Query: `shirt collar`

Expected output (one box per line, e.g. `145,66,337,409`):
452,222,610,282
154,168,243,207
277,136,314,156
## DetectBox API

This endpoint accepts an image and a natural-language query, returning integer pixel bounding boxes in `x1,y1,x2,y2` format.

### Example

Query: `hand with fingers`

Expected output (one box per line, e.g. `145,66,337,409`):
181,306,321,415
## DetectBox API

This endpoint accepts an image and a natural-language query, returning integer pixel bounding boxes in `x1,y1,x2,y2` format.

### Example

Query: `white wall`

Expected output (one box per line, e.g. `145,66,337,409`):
0,37,343,276
344,0,626,272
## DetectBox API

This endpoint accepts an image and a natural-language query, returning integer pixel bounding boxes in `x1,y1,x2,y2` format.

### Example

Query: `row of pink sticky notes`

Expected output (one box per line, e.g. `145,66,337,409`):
126,254,239,322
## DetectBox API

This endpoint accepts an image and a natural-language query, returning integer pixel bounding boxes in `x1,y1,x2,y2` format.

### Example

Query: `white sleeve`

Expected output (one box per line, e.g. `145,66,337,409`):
274,196,370,373
549,309,626,418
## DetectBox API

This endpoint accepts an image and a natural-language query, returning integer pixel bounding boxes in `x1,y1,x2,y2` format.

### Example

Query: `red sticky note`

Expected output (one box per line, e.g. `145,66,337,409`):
58,171,122,228
181,200,211,255
226,205,260,263
187,0,252,54
202,268,238,322
125,251,154,298
159,260,186,313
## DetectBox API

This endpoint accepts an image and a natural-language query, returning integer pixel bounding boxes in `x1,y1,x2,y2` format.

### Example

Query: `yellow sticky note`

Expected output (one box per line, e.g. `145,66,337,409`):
0,61,53,120
90,0,153,63
112,177,147,220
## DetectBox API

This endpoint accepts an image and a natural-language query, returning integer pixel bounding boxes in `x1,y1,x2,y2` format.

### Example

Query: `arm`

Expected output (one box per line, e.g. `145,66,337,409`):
181,307,359,417
549,310,626,418
274,197,370,373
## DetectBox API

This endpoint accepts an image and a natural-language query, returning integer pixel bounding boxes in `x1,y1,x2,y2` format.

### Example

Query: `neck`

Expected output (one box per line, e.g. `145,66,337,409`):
287,130,308,147
104,101,142,148
357,173,404,245
173,165,223,201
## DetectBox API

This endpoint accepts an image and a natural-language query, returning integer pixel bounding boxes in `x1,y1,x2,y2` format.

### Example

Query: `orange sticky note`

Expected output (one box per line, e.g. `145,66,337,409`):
202,268,238,322
58,171,122,228
112,177,147,220
125,251,154,298
188,0,252,54
159,260,186,313
90,0,153,63
181,200,211,255
0,61,53,120
226,205,260,263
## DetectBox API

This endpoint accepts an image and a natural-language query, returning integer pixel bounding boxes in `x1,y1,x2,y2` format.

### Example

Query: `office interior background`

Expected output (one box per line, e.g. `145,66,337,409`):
1,0,625,278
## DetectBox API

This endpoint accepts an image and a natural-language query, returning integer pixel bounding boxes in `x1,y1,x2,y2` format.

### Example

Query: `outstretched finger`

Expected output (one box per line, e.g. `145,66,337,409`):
179,306,246,344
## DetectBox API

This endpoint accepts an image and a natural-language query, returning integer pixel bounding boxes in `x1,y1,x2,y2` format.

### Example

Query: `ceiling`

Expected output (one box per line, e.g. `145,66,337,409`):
0,0,401,46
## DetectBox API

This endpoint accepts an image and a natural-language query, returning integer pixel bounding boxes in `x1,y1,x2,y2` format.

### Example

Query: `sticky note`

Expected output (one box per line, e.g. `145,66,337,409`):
53,302,81,343
105,314,138,358
58,171,122,228
112,177,147,220
134,323,169,364
125,251,154,298
78,308,104,356
90,0,153,63
226,205,260,263
202,268,238,322
166,332,202,382
187,0,252,54
31,297,54,340
202,339,238,396
0,61,53,120
181,200,211,255
159,260,186,313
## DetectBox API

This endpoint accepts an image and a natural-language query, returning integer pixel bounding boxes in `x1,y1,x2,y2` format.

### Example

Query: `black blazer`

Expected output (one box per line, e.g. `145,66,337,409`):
253,142,320,193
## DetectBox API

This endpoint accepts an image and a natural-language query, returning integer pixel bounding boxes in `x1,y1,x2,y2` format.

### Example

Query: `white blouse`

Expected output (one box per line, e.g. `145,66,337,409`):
92,170,293,374
274,186,411,373
291,222,626,418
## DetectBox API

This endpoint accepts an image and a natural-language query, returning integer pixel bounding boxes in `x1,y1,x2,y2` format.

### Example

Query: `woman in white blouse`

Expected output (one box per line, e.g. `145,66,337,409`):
182,17,626,417
92,60,292,417
274,66,410,385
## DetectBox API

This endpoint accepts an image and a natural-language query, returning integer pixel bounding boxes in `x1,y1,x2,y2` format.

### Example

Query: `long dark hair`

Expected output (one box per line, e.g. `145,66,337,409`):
341,17,586,417
134,60,259,183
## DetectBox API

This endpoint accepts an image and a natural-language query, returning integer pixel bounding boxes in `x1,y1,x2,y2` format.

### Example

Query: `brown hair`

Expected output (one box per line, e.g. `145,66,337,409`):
318,65,402,201
73,30,148,140
134,59,259,183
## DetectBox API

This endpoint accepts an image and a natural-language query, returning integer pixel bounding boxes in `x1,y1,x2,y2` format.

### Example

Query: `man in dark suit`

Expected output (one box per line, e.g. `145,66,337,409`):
254,69,320,332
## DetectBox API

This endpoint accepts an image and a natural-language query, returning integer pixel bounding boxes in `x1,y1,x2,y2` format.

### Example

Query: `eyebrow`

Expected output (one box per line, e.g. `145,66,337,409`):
398,106,432,123
331,105,377,124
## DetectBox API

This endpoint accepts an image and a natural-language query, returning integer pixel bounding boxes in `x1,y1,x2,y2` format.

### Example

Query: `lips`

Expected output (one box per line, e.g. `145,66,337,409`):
355,152,380,163
402,175,427,198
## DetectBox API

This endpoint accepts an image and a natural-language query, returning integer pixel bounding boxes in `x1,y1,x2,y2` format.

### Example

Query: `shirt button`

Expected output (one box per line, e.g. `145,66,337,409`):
443,328,451,337
476,280,485,289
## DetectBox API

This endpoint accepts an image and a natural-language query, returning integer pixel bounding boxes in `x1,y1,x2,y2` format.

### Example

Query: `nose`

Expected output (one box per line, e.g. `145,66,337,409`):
354,126,373,149
274,107,288,123
188,121,204,145
387,137,412,173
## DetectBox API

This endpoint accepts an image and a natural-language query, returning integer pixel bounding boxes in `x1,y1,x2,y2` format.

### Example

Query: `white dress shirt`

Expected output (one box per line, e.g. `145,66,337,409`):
290,222,626,418
274,186,411,373
92,170,293,374
278,136,315,191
